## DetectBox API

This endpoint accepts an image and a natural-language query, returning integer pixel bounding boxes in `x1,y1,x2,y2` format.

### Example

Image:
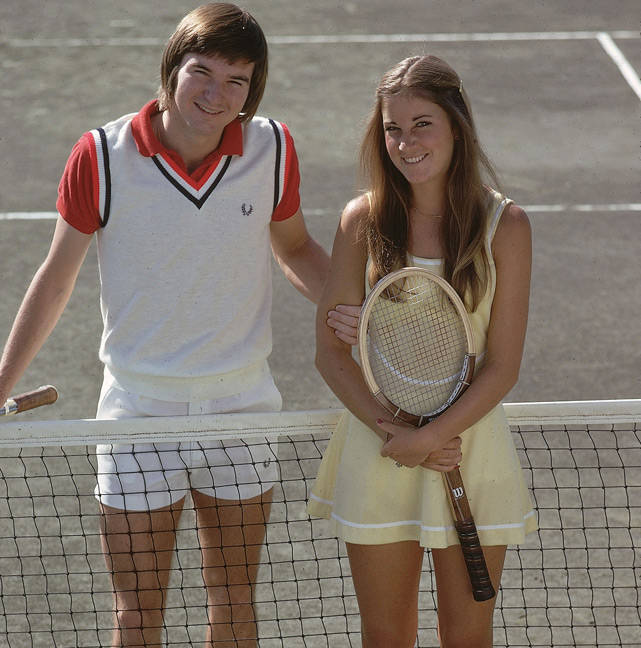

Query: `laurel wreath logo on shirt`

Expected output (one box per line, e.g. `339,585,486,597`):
242,203,254,217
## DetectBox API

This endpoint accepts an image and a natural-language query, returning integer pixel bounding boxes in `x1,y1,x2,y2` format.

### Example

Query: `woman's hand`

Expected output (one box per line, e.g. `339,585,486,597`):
378,419,462,470
420,435,462,472
326,304,361,345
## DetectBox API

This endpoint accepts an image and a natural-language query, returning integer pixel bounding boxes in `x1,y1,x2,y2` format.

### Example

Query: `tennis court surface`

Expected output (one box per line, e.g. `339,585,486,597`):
1,1,640,646
1,0,640,418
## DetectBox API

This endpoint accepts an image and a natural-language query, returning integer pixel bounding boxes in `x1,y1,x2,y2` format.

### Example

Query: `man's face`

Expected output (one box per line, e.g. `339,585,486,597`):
168,52,254,142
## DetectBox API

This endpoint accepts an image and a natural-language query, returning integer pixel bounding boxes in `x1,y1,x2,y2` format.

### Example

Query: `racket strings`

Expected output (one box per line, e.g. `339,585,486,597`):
367,277,468,417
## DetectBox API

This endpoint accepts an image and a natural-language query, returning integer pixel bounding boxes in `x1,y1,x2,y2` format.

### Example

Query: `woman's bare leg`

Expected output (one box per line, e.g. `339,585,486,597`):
346,541,425,648
432,544,506,648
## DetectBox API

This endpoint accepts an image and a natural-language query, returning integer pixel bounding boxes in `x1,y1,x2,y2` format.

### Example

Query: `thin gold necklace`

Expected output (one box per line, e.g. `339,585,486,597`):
410,206,442,219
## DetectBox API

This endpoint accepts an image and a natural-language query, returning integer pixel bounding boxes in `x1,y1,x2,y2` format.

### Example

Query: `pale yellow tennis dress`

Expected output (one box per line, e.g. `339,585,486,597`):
307,190,537,547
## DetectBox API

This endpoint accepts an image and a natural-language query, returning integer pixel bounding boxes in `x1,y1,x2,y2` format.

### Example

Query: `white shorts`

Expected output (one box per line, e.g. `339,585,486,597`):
94,371,282,511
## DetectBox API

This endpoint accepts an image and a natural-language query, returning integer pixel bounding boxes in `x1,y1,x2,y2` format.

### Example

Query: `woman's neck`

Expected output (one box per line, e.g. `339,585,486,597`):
410,183,446,221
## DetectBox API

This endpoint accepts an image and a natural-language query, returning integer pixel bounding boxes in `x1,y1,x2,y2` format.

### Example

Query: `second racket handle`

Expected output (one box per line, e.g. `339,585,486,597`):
455,519,496,602
1,385,59,416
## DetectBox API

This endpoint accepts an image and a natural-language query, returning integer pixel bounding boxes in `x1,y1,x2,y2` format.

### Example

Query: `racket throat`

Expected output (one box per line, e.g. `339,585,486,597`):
453,352,476,394
436,353,476,416
419,354,477,423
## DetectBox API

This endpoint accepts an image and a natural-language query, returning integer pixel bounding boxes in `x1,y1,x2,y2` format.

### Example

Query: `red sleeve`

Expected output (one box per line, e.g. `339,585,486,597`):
271,123,301,222
56,132,102,234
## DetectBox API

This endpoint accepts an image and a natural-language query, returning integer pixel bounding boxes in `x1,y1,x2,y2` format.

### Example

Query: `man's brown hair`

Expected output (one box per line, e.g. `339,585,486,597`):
158,3,268,121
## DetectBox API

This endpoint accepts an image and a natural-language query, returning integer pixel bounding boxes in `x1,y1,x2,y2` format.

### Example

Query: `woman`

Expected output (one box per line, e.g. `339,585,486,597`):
308,55,537,648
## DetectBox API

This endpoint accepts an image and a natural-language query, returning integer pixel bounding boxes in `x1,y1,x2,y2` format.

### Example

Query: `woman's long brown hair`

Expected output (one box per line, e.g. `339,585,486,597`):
360,55,500,310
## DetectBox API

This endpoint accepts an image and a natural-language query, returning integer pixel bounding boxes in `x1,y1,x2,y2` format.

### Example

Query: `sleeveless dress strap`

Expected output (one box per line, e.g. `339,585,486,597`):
486,191,513,248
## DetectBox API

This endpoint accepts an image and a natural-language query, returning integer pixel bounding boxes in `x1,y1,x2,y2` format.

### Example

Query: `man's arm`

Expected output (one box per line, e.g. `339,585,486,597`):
0,217,92,404
269,209,330,305
271,208,361,339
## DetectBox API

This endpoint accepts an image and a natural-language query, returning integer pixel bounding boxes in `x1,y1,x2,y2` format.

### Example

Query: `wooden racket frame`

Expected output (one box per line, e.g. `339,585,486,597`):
358,267,495,602
0,385,59,416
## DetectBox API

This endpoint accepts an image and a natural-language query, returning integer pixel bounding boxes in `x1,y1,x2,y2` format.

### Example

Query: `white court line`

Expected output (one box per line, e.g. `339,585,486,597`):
522,203,641,213
2,32,638,223
307,204,641,217
597,32,641,101
0,212,57,221
270,30,638,44
1,30,638,47
2,204,641,221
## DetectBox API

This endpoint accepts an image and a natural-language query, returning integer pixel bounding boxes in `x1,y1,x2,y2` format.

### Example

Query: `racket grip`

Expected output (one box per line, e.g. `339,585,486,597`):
455,519,496,602
0,385,59,416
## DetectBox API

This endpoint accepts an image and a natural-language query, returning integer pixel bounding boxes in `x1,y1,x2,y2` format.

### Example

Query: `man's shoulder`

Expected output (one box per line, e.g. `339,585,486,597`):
241,116,295,161
243,115,289,137
95,112,138,139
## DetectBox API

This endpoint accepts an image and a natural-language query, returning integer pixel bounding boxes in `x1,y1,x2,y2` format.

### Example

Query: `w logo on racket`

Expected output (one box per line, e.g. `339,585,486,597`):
242,203,254,217
452,486,464,499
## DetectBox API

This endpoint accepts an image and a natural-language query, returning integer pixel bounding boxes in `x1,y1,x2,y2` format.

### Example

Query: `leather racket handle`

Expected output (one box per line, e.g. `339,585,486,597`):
0,385,59,416
443,467,496,601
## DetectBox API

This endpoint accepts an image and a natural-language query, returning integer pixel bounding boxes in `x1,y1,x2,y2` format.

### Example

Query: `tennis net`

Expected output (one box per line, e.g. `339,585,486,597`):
0,400,639,647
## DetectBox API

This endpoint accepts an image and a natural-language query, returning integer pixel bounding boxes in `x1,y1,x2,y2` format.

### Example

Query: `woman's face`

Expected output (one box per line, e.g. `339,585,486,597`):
382,93,455,190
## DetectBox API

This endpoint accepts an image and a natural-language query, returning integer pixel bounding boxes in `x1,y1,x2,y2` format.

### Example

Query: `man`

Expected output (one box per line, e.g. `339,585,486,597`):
0,4,355,646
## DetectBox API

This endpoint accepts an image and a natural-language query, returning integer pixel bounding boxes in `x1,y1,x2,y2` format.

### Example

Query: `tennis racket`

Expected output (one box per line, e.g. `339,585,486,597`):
0,385,59,416
357,267,495,602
